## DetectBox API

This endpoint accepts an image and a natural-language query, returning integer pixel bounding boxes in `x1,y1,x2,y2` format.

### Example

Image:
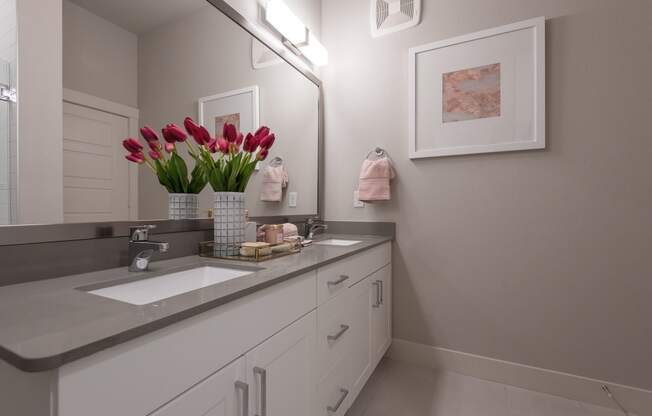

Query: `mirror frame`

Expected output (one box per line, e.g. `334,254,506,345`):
0,0,324,246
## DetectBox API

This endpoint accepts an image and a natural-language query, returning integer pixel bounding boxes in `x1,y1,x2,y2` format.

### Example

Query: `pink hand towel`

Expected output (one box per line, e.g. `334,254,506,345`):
260,165,288,202
358,158,395,202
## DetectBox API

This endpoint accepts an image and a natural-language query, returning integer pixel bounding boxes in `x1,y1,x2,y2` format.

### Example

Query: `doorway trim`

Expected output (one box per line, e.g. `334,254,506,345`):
63,88,139,220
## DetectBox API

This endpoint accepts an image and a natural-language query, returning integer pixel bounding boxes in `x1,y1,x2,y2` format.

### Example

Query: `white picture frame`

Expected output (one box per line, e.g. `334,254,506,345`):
198,85,260,138
408,17,546,159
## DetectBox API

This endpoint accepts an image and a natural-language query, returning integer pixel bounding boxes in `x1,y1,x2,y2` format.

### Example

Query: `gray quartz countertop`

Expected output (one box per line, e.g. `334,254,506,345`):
0,234,391,372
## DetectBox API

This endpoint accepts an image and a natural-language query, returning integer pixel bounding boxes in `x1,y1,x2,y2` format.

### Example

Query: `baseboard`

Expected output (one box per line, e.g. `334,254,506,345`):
387,338,651,415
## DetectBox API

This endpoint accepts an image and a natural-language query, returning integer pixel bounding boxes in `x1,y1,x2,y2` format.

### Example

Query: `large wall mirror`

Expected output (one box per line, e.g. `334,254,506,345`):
0,0,321,233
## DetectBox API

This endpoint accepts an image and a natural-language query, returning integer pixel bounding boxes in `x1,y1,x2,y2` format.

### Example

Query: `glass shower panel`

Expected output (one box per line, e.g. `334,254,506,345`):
0,0,16,225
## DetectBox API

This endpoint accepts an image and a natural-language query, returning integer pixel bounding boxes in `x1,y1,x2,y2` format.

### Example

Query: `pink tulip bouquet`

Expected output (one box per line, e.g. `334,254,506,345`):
123,123,208,194
186,118,275,193
123,117,274,195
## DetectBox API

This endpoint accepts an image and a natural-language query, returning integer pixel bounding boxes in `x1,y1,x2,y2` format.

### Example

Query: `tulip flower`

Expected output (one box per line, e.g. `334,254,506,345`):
140,126,160,143
125,152,145,164
236,133,244,146
149,150,162,160
254,126,270,140
183,117,199,136
165,123,187,142
207,138,218,153
243,133,255,152
165,142,176,153
148,140,162,151
259,133,275,150
217,137,229,154
223,123,238,143
161,127,175,143
192,125,211,146
122,138,143,153
257,148,269,161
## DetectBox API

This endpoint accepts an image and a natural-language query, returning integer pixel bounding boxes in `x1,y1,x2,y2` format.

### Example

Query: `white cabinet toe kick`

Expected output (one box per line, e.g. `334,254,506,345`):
49,242,392,416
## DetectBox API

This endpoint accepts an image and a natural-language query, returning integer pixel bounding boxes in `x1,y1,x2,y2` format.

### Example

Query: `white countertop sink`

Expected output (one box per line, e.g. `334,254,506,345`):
87,266,254,305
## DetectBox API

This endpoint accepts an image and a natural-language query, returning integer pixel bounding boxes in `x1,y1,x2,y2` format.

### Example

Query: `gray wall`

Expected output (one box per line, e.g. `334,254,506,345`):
138,5,319,220
63,0,138,108
322,0,652,390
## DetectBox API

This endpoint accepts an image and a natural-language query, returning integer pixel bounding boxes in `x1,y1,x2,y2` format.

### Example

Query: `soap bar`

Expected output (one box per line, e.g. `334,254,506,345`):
240,242,272,257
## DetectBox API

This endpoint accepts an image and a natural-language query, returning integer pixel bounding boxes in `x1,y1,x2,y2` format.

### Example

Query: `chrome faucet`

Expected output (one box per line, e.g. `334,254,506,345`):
305,217,328,239
128,225,169,272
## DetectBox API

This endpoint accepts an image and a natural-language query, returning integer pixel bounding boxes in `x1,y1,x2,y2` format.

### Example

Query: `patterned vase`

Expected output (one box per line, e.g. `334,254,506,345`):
213,192,245,256
168,193,199,220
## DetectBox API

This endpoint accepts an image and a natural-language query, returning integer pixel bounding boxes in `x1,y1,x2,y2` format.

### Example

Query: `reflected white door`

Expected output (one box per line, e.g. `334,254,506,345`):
63,102,131,223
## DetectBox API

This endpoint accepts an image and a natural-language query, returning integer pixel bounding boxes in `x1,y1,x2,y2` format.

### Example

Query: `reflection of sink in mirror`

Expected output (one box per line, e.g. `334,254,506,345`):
314,239,362,247
86,266,254,305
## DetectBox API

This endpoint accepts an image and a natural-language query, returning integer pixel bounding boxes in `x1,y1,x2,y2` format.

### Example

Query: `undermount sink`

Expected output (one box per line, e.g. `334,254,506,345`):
86,266,254,305
314,239,362,247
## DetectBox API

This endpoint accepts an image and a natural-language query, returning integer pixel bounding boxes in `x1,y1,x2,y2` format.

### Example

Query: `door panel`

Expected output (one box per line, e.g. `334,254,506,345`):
245,311,316,416
371,264,392,361
63,102,131,222
150,357,246,416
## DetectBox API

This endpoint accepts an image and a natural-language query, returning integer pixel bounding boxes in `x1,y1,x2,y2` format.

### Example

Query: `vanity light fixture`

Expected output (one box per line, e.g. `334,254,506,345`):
263,0,328,66
299,32,329,67
264,0,308,45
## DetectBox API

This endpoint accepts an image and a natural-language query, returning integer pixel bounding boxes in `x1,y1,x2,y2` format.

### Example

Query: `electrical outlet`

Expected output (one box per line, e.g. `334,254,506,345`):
353,190,365,208
288,192,298,208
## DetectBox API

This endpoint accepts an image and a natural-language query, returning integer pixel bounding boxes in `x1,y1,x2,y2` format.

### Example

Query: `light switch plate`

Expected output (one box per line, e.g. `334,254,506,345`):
288,192,298,208
353,190,365,208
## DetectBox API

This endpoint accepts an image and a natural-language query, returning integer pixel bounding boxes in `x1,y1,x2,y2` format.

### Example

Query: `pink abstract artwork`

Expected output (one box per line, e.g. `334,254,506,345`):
442,63,501,123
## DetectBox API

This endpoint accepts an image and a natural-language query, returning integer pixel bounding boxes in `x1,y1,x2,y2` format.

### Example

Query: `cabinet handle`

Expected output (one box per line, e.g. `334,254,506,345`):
235,381,249,416
327,388,349,413
254,367,267,416
328,275,350,286
372,281,381,308
379,280,384,305
327,324,350,341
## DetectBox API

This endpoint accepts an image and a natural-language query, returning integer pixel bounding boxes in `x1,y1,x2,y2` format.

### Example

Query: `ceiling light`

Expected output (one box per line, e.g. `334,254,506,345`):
299,32,329,67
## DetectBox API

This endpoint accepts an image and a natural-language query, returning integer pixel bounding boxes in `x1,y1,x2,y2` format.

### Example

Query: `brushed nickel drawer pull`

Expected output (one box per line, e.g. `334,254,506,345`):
235,381,249,416
254,367,267,416
327,324,350,341
372,281,381,308
327,388,349,413
328,275,350,286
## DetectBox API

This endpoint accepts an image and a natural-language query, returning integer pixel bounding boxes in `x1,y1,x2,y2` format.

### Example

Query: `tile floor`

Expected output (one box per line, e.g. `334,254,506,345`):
346,359,624,416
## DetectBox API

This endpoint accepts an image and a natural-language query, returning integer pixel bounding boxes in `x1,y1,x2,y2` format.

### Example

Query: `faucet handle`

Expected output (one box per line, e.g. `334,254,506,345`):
129,225,156,241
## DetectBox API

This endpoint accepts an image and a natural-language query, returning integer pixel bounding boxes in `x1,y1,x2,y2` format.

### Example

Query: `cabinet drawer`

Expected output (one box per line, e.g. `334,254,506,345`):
316,288,354,378
316,356,353,416
317,242,391,305
58,272,317,416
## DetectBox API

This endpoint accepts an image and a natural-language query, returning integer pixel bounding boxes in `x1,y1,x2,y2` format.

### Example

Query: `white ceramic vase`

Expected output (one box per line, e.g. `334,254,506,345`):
213,192,245,256
168,193,198,220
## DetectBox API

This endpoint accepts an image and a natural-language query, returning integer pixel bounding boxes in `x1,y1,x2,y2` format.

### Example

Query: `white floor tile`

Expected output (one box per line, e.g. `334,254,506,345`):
347,359,624,416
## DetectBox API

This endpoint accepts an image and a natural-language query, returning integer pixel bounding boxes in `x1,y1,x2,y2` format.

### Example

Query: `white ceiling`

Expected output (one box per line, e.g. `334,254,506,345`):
68,0,209,34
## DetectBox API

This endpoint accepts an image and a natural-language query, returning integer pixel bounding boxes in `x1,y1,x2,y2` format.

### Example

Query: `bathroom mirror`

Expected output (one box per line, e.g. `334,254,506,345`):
0,0,321,233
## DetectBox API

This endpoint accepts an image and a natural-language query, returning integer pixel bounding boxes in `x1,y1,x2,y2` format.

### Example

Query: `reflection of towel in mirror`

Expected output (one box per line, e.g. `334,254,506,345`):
260,165,288,202
358,158,395,202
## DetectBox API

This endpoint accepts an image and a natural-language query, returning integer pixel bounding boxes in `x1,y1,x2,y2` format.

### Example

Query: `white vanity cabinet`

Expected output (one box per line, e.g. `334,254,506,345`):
49,242,391,416
150,357,247,416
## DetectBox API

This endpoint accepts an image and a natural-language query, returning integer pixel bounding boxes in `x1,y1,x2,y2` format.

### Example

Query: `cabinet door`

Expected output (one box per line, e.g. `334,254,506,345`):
150,357,247,416
370,264,392,361
348,277,373,397
245,311,316,416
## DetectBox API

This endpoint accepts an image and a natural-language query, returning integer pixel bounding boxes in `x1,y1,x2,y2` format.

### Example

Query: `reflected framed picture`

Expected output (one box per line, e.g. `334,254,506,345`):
408,17,545,159
198,85,259,139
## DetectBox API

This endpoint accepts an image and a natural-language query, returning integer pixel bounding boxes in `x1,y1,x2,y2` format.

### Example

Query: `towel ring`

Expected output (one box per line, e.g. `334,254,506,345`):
366,147,387,160
268,156,283,167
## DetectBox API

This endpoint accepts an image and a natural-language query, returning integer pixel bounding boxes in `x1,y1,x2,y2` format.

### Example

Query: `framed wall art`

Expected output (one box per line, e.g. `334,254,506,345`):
408,17,545,159
198,85,260,139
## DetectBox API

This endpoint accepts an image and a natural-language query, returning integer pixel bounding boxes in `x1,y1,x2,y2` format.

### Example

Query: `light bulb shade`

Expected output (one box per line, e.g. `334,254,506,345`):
299,32,328,66
264,0,307,45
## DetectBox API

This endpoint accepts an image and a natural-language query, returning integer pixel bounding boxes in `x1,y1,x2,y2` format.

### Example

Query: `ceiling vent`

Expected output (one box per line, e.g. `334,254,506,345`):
371,0,421,38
